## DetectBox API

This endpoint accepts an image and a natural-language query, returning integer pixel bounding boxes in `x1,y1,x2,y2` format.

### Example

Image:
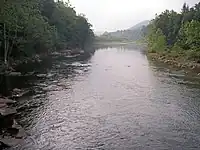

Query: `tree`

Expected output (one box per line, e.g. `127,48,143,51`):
178,20,200,50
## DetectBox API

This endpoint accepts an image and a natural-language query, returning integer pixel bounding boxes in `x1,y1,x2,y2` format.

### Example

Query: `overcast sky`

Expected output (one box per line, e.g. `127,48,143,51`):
70,0,199,32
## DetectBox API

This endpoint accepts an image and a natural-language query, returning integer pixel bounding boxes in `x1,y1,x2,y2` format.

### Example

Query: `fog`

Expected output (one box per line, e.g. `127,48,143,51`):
70,0,199,32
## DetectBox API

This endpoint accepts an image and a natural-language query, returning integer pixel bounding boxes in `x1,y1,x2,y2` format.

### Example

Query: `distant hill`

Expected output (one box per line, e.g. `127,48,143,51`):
97,20,149,42
95,31,104,36
129,20,149,30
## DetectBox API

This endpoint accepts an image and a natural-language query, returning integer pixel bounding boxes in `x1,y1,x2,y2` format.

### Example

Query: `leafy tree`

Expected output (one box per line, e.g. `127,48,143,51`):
146,1,200,61
178,20,200,50
147,25,167,52
0,0,94,66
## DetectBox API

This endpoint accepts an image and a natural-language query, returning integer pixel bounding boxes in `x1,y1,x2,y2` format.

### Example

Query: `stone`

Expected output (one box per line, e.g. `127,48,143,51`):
36,74,47,78
8,72,22,76
0,103,7,108
12,88,21,93
0,141,9,149
0,119,26,148
6,128,19,136
12,120,26,139
0,136,22,147
12,89,30,98
0,98,16,104
0,108,17,117
15,128,26,139
25,71,35,76
0,118,14,130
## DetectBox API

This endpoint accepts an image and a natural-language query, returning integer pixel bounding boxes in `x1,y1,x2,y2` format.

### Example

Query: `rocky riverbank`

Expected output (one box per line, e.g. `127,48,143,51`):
147,52,200,74
0,49,89,76
0,96,26,149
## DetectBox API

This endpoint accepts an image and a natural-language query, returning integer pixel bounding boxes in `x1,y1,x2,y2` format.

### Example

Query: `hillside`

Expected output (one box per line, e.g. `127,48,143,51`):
129,20,149,30
97,20,149,42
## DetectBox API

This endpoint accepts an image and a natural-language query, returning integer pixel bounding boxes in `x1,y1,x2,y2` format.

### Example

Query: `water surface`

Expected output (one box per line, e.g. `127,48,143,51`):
8,46,200,150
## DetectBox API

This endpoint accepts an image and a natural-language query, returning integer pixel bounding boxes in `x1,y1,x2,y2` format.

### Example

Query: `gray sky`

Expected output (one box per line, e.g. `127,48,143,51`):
70,0,199,32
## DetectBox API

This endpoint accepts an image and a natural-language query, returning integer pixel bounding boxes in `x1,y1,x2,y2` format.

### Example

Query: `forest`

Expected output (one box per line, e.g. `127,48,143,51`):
0,0,94,66
146,2,200,62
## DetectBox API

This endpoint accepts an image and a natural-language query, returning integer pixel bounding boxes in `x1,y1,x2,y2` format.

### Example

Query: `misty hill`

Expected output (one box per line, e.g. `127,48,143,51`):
98,20,149,42
129,20,149,30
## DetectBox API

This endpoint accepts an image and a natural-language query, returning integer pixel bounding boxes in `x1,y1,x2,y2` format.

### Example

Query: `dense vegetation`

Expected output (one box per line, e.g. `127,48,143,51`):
0,0,94,66
146,2,200,62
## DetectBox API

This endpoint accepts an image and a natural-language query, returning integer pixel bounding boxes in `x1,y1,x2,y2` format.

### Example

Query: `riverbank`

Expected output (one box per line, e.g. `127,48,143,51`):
0,96,26,149
0,49,90,76
147,52,200,74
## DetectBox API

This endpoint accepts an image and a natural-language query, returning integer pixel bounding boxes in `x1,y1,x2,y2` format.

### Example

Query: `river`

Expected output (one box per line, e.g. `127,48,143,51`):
6,45,200,149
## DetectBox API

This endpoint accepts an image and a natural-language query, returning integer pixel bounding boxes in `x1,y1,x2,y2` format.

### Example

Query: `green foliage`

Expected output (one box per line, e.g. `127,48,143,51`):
178,20,200,50
0,0,94,64
147,25,167,52
146,1,200,61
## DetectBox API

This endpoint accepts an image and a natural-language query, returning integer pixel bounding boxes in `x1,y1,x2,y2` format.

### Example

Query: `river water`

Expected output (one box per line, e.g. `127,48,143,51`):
7,45,200,149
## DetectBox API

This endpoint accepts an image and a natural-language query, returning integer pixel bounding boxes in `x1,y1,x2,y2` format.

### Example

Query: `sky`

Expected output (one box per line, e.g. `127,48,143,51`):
70,0,199,32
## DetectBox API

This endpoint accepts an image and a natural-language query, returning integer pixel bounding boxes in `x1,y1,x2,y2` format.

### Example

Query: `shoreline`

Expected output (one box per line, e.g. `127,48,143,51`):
0,49,92,76
147,52,200,74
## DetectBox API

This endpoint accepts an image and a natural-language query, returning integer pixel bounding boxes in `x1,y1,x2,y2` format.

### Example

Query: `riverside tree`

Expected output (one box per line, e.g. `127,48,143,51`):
0,0,94,65
146,2,200,61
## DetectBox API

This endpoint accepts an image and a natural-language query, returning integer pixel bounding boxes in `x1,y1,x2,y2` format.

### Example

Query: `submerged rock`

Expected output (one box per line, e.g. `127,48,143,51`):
11,89,30,98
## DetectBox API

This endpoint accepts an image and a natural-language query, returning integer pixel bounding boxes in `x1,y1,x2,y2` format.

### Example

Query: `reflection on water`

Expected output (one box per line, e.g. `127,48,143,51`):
5,45,200,150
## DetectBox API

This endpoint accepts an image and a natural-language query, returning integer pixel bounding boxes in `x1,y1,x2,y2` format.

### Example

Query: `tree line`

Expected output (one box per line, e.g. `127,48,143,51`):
0,0,94,65
146,2,200,61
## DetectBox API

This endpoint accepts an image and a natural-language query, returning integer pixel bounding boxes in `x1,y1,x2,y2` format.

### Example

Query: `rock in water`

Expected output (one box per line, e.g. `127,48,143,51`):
36,74,47,78
0,108,17,117
11,89,30,98
0,103,7,108
0,136,22,148
12,120,26,139
0,98,16,104
8,72,22,76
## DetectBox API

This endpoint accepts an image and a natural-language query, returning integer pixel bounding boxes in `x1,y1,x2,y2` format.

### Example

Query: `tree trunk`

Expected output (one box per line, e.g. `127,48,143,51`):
8,21,17,62
3,23,7,65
